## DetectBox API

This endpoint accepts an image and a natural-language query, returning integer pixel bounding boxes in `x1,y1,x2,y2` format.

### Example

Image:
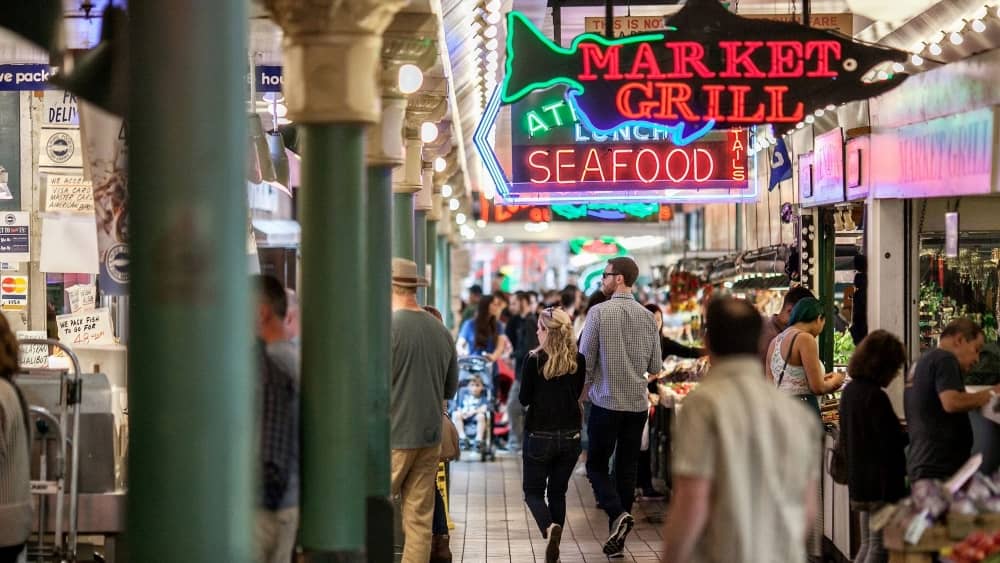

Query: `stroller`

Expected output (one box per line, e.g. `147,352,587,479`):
450,355,508,462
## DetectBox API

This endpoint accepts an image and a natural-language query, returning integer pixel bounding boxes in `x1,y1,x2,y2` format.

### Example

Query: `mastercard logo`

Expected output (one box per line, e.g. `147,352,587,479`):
1,277,26,294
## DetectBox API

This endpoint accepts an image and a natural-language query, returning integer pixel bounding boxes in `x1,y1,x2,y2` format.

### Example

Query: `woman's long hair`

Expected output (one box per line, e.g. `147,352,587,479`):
473,294,498,351
789,297,825,326
535,307,578,380
0,313,28,438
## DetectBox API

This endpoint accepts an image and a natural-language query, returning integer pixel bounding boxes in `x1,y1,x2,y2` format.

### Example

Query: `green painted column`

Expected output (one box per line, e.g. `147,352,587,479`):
426,219,438,306
415,210,428,303
299,125,368,559
394,192,415,259
128,1,253,561
365,163,394,562
818,208,836,370
440,236,453,329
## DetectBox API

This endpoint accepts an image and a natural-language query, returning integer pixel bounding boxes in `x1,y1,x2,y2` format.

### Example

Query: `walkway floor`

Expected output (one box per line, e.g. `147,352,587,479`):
445,450,667,563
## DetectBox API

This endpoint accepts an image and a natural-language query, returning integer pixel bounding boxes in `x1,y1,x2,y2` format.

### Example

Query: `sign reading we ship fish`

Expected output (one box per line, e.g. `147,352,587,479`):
501,0,909,138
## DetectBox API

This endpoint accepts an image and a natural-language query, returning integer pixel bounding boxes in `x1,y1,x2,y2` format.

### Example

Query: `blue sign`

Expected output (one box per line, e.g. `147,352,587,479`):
0,64,56,91
255,66,283,93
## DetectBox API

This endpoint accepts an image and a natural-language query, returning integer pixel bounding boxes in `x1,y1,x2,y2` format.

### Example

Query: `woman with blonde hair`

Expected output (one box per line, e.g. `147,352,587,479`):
519,307,586,563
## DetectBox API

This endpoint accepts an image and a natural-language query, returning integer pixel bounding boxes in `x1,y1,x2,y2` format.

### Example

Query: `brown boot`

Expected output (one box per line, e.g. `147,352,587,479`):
429,534,452,563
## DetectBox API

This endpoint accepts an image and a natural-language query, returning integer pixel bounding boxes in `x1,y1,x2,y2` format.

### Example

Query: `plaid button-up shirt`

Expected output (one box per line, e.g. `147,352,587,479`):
580,293,662,413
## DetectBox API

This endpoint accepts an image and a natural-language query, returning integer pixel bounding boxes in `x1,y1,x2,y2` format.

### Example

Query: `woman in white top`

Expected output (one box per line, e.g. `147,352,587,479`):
766,297,846,413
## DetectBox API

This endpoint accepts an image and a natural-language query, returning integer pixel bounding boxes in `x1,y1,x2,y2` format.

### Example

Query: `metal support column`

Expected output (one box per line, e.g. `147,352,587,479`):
264,3,408,560
415,210,427,303
818,207,836,370
426,219,437,306
364,86,406,561
394,191,416,260
128,1,252,561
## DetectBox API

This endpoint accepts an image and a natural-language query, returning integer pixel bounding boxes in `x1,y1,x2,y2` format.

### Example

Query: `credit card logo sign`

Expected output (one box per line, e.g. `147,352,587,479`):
1,277,26,294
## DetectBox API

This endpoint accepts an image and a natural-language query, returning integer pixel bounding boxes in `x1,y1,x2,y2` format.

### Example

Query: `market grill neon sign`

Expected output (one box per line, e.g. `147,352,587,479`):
500,0,909,136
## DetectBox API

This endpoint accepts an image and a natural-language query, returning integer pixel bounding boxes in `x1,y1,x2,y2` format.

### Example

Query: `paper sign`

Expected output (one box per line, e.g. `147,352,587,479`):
39,214,99,274
56,308,114,346
17,330,48,368
0,275,27,311
0,212,29,263
45,175,95,214
66,284,96,313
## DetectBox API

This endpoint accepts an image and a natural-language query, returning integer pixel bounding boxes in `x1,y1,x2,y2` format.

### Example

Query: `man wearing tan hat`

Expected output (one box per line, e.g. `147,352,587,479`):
390,258,459,562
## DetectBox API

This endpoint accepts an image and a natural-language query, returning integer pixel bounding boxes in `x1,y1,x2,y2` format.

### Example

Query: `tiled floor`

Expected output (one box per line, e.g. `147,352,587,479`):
445,451,667,563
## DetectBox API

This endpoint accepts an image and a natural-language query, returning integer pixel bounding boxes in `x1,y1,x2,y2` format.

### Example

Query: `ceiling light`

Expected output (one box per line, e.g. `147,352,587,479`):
928,42,942,56
892,62,905,73
973,6,988,20
485,38,499,51
795,122,805,129
484,25,498,39
397,64,424,94
876,70,889,80
455,212,467,225
477,219,487,228
805,115,815,124
929,31,945,44
494,236,504,244
949,31,964,45
814,108,825,117
911,53,924,66
485,0,501,12
434,157,447,172
421,121,439,143
485,10,502,24
972,19,987,33
486,51,499,63
441,184,453,198
825,104,836,111
486,60,499,73
449,198,460,211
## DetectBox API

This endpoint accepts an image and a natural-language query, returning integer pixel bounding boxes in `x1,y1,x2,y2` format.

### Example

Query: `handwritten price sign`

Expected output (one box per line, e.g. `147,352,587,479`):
45,175,95,214
56,307,114,346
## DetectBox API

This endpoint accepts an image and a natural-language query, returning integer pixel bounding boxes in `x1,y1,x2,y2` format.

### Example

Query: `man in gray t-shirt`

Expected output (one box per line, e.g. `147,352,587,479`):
390,258,458,563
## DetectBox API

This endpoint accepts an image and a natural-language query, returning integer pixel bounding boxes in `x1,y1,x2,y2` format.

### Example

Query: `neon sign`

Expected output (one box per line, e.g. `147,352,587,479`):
501,0,908,135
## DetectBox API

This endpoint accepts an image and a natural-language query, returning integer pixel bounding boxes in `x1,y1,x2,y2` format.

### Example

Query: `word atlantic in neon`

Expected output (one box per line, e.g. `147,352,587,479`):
501,0,908,135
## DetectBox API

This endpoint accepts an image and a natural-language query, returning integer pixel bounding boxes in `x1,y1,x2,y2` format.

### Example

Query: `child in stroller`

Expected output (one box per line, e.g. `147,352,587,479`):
451,375,490,450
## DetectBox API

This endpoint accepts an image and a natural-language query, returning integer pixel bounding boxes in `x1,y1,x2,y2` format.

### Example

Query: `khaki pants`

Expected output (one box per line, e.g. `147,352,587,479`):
391,445,441,563
255,507,299,563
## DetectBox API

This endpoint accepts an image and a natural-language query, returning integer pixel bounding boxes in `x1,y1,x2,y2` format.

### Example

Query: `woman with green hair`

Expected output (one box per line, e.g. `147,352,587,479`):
766,297,846,412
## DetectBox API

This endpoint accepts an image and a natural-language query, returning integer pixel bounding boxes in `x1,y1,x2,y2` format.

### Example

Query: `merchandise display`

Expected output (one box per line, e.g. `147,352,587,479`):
919,244,1000,353
833,330,855,366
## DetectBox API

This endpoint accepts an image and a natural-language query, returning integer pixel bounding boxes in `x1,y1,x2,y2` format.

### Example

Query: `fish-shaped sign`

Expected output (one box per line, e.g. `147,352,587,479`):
501,0,909,141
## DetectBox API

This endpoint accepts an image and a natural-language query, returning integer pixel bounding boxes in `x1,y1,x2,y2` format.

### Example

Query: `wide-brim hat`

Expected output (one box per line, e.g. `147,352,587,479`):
391,257,429,287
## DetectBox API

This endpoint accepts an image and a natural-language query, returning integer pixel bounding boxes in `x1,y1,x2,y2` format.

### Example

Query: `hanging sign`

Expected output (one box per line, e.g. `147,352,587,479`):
569,237,626,256
0,64,56,91
801,127,845,207
871,107,995,199
501,2,907,133
845,136,869,201
552,203,660,222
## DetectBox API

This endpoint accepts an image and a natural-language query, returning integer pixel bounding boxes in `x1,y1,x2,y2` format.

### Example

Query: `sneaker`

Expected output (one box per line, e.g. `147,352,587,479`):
545,523,562,563
606,548,625,559
603,512,634,556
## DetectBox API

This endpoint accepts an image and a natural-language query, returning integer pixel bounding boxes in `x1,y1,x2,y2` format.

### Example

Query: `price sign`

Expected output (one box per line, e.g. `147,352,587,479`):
56,308,114,346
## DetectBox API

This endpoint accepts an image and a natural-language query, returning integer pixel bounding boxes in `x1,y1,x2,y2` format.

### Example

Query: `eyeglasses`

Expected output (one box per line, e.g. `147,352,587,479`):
602,271,617,278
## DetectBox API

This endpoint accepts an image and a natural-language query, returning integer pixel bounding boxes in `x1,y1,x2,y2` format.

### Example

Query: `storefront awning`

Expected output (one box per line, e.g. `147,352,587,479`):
253,219,300,248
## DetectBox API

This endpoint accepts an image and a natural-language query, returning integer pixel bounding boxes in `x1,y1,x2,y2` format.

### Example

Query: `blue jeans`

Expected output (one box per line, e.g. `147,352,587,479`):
586,404,648,524
522,430,582,534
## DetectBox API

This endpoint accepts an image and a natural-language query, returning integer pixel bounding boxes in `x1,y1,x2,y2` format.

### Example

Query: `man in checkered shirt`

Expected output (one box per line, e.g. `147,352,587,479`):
580,257,662,558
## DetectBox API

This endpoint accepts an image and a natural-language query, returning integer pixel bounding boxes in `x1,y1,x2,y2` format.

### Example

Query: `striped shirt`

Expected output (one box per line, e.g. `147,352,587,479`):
0,378,32,547
579,293,662,413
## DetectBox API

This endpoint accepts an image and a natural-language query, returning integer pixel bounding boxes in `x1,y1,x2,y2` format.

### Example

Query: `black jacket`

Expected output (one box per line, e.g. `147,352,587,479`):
838,378,908,504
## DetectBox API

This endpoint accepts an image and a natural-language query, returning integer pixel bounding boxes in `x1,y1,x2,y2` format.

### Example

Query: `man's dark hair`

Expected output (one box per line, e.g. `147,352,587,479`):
705,297,762,357
585,290,609,313
469,284,483,297
941,318,984,342
783,285,816,309
848,330,906,388
607,257,640,287
254,275,288,320
560,287,578,309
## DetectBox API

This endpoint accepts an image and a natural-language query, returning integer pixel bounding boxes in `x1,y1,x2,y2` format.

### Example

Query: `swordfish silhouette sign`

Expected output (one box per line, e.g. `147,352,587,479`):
500,0,909,145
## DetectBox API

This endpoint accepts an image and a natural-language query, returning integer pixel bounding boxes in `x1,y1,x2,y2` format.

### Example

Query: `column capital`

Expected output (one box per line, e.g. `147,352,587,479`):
263,0,408,123
393,137,423,194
